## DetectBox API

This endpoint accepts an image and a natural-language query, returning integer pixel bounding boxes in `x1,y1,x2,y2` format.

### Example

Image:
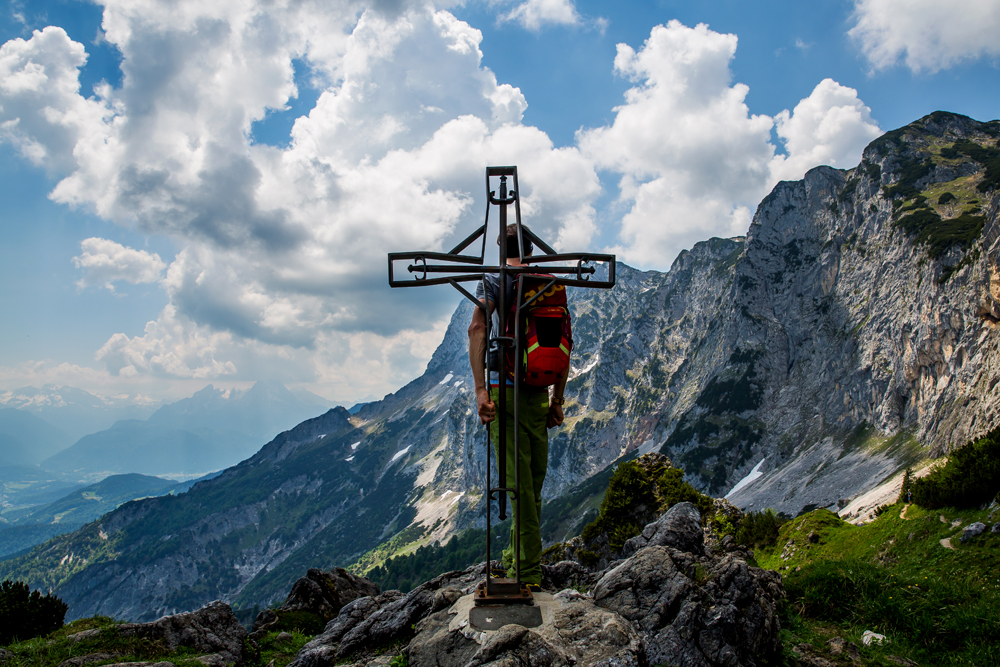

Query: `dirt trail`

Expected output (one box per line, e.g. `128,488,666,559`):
940,537,955,550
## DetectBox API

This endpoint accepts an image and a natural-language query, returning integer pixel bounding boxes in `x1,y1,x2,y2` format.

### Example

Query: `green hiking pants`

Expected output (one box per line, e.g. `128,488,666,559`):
489,386,549,585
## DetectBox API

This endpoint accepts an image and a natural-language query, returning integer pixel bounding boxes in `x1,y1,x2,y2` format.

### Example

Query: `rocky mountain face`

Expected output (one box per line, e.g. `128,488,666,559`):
1,111,998,623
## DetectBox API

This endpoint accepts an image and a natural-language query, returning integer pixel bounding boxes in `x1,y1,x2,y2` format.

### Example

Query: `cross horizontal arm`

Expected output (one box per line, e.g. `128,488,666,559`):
388,253,616,289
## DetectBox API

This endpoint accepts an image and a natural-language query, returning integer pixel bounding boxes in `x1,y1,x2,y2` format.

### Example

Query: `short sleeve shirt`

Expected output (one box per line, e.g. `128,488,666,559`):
475,274,516,385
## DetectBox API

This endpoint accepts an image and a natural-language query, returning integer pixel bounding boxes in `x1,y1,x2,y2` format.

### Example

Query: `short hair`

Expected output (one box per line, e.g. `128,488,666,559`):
498,223,533,255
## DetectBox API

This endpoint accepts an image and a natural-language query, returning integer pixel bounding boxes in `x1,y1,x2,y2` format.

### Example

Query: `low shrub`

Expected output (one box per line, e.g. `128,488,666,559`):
0,579,68,645
733,509,782,549
656,467,715,519
576,454,715,557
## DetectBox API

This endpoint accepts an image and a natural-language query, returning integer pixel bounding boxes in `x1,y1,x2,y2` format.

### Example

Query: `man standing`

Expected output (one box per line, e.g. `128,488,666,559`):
467,224,567,589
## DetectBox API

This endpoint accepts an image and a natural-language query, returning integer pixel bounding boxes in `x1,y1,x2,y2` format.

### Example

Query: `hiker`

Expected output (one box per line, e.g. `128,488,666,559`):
468,223,568,588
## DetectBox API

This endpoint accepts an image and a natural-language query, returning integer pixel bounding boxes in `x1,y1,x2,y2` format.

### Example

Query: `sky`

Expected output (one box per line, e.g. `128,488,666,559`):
0,0,998,406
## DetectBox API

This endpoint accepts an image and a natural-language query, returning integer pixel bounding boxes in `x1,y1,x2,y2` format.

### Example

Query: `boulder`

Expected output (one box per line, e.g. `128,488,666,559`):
57,654,121,667
825,637,860,660
541,560,599,592
289,564,483,666
253,568,379,635
406,592,643,667
593,545,783,667
960,522,987,543
116,601,248,666
992,522,1000,534
862,630,887,646
790,643,837,667
282,568,379,619
621,502,705,557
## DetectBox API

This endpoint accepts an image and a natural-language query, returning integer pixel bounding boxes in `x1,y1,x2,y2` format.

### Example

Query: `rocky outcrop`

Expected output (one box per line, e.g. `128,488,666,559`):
594,546,782,667
115,601,249,666
289,565,484,667
592,504,783,667
252,567,380,635
284,499,782,667
408,594,644,667
622,501,705,557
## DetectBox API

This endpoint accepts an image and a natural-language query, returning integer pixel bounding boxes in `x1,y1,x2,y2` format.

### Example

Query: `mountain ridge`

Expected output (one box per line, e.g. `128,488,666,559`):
1,111,998,623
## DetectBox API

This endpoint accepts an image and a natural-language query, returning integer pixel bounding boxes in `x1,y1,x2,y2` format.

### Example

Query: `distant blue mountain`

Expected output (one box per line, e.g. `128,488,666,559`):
0,408,73,466
41,381,332,478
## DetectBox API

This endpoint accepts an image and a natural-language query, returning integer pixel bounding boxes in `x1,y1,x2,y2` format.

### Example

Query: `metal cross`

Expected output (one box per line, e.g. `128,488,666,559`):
388,166,615,605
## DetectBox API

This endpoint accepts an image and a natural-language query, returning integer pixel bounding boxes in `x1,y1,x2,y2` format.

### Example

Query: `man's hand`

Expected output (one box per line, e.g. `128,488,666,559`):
547,402,564,428
477,387,496,424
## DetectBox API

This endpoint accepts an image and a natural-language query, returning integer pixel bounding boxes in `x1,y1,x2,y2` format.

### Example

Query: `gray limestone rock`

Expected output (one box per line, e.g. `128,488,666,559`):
992,522,1000,534
290,564,484,666
115,601,249,666
622,502,704,557
594,545,782,667
280,567,379,621
541,560,599,592
406,593,642,667
57,654,121,667
960,522,987,542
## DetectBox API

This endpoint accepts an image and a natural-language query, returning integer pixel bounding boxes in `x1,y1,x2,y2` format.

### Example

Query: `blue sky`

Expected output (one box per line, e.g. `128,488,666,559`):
0,0,998,404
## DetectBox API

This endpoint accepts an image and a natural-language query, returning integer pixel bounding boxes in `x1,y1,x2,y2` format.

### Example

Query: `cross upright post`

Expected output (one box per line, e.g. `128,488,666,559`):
388,166,615,611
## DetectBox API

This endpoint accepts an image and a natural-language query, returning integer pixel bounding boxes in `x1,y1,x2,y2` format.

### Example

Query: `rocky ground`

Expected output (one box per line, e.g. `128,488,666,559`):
0,501,786,667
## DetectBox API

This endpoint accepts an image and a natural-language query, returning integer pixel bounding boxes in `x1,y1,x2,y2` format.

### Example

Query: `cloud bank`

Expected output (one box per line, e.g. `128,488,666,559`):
1,4,883,400
849,0,1000,72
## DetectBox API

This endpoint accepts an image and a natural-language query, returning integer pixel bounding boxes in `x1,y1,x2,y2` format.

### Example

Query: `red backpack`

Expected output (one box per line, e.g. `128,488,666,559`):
504,274,573,387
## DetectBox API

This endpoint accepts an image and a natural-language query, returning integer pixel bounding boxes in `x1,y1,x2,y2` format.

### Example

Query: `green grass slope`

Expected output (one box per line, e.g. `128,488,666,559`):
757,503,1000,667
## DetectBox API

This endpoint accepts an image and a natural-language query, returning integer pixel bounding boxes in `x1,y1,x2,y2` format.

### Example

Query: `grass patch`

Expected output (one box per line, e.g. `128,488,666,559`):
759,504,1000,667
254,629,311,667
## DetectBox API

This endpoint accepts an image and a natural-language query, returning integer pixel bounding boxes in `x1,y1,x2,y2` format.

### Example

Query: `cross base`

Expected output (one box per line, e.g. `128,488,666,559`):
469,603,543,631
474,578,533,605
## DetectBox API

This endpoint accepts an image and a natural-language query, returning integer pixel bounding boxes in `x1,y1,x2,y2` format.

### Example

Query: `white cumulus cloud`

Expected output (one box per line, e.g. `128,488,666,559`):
770,78,882,184
578,21,775,267
0,5,886,401
501,0,581,30
848,0,1000,72
73,237,166,291
578,22,881,268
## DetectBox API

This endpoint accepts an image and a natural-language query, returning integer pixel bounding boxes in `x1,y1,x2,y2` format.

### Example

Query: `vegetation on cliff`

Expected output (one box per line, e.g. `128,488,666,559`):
910,426,1000,509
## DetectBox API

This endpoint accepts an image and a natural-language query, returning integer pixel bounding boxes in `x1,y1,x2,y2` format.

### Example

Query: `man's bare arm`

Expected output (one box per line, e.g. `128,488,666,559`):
468,299,496,424
548,371,567,428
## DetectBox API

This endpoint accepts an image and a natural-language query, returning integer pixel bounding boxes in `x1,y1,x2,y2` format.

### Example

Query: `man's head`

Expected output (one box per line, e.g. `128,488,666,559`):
499,223,533,256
